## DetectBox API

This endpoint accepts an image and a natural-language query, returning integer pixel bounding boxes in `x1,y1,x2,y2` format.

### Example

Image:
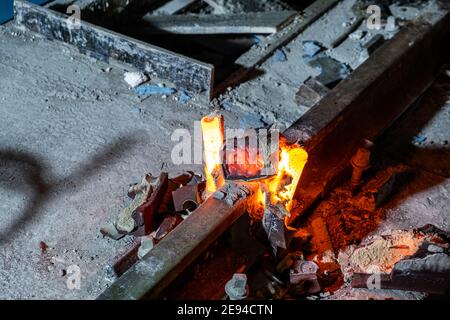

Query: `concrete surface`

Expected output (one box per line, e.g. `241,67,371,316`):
0,24,215,299
0,0,447,300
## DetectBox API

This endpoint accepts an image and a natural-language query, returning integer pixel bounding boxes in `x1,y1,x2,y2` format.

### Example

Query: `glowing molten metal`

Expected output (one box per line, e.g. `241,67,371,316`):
201,115,225,193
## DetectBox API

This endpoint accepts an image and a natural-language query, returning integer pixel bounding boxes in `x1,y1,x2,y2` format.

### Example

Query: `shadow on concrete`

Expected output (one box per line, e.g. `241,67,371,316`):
0,133,141,245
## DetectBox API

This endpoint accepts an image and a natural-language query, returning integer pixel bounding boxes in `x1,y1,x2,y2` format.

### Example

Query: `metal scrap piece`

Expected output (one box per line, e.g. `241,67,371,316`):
263,203,288,255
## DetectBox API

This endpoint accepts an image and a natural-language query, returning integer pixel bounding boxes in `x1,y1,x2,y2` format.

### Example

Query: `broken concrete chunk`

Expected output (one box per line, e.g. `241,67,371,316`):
137,235,155,260
394,253,450,274
349,30,366,41
302,40,324,59
124,71,148,88
428,244,445,253
116,192,146,233
225,273,249,300
272,49,287,62
338,226,450,282
116,174,156,233
385,16,398,32
100,223,125,241
307,54,351,89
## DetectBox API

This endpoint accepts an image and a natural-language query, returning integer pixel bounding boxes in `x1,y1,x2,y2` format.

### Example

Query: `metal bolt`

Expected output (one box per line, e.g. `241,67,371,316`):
351,140,374,188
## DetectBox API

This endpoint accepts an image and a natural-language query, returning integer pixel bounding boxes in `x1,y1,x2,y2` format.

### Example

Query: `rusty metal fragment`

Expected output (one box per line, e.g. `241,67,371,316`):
138,172,169,234
98,182,258,300
172,183,205,212
106,240,140,278
263,202,288,255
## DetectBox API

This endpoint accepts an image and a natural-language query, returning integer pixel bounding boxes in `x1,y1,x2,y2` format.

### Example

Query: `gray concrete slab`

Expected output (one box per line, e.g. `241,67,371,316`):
0,24,228,299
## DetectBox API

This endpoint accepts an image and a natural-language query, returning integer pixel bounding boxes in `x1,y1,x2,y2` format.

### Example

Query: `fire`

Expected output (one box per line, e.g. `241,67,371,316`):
201,115,225,193
200,114,308,217
268,144,308,212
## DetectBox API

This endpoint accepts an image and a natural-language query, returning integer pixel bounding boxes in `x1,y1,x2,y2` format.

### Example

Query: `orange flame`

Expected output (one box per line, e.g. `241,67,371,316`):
268,144,308,212
201,115,225,193
200,115,308,218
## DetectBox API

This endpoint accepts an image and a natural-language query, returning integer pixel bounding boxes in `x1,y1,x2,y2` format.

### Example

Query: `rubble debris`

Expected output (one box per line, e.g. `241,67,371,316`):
352,250,450,295
134,84,177,96
302,41,324,59
306,54,351,89
289,260,321,296
331,17,364,48
137,235,155,260
349,30,366,41
320,250,337,264
352,0,391,19
385,16,398,32
213,190,226,200
116,174,155,233
272,49,287,62
338,226,450,283
225,273,249,300
100,223,126,240
295,77,330,108
354,169,396,212
124,71,148,88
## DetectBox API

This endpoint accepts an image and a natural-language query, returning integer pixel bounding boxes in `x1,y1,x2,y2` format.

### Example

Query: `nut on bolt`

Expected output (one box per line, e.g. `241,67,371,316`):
225,273,249,300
